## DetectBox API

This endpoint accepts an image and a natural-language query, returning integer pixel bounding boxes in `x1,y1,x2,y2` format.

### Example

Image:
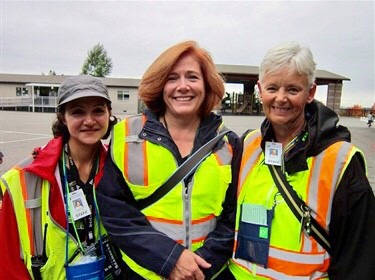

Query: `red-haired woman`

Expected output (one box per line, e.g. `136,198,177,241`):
97,41,240,280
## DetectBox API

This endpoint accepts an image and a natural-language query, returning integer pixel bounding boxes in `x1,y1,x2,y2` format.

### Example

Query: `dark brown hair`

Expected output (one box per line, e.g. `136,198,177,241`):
138,41,225,116
52,100,117,142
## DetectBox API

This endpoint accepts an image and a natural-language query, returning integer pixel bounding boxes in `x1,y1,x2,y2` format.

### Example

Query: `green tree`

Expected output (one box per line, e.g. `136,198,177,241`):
81,43,113,77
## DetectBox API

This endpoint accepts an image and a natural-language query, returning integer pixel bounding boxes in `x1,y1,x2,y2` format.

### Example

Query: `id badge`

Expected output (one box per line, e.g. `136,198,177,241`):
265,141,282,166
235,204,274,268
69,189,91,221
66,256,105,280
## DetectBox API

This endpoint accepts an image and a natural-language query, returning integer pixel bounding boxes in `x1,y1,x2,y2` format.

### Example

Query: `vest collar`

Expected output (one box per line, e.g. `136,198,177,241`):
260,100,351,174
24,137,107,229
141,110,224,162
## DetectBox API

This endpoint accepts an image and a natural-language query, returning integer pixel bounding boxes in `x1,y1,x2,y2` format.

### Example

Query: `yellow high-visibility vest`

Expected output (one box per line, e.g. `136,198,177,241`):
0,157,106,280
111,114,234,279
229,130,364,279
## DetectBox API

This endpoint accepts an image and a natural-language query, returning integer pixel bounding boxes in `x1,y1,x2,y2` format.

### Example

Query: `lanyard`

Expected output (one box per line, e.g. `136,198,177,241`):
61,150,104,266
64,145,98,245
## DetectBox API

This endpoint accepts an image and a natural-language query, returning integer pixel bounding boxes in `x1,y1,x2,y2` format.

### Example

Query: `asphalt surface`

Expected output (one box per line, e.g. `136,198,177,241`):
0,111,373,190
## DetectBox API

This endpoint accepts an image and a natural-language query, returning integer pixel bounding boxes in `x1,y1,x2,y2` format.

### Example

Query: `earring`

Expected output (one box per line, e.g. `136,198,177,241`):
109,115,118,124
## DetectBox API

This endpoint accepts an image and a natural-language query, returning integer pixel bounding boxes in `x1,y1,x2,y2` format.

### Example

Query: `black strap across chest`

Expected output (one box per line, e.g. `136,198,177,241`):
137,130,230,210
268,164,331,254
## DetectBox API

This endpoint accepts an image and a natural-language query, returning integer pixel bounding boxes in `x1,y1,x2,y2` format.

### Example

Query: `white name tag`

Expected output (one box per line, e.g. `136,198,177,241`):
69,189,91,221
241,204,268,226
265,141,282,166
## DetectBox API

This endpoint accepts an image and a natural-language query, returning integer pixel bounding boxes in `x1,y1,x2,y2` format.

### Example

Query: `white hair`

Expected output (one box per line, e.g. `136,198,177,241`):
259,42,317,88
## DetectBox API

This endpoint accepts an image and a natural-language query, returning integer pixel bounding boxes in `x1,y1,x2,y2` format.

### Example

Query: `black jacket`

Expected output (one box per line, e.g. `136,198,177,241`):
259,101,375,279
97,110,242,279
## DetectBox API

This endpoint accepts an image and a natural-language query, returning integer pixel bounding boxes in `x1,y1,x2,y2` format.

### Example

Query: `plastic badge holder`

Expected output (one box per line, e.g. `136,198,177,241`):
235,204,274,268
66,256,106,280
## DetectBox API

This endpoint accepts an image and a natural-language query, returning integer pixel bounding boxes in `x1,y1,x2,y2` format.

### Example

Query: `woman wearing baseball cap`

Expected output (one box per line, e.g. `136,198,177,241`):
0,75,124,279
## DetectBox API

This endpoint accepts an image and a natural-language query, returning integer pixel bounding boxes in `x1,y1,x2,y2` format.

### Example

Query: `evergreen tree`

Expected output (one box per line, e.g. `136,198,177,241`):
81,43,113,77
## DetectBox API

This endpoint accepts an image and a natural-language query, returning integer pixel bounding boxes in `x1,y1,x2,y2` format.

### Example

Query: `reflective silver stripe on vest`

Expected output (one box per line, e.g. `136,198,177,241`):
0,176,25,259
2,157,44,258
25,172,43,256
148,220,184,241
302,235,323,253
269,247,329,265
125,115,146,186
232,257,328,279
214,126,233,166
239,131,262,187
149,216,217,247
303,151,324,253
214,141,232,165
23,170,43,256
325,142,352,224
25,198,42,209
307,142,352,231
191,216,217,242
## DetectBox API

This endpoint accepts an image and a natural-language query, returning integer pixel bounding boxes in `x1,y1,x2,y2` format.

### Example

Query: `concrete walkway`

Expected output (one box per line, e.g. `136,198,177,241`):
0,111,373,189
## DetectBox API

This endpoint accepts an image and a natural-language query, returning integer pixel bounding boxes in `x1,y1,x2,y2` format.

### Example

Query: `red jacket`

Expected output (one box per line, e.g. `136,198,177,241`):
0,137,107,279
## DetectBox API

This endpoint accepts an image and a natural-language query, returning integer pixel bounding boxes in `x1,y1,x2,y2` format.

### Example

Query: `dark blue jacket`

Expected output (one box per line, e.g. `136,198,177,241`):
97,110,242,279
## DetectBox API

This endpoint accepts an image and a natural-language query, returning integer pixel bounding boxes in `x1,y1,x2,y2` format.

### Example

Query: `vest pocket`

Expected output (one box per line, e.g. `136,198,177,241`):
235,225,270,268
235,205,274,268
39,256,56,277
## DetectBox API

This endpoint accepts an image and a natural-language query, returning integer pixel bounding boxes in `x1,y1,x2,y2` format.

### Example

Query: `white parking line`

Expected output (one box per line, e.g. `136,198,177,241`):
0,130,51,137
0,136,51,144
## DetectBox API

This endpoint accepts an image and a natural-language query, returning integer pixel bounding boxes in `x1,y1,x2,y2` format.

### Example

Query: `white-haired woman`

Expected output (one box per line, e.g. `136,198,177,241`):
229,42,374,279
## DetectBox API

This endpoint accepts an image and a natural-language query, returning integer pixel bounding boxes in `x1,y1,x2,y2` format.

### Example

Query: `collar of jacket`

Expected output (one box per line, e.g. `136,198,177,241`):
141,109,224,163
260,100,351,174
24,137,107,229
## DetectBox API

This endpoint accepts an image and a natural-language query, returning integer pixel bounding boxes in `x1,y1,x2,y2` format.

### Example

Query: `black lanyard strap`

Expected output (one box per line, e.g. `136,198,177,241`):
137,130,230,210
268,164,331,254
62,144,100,246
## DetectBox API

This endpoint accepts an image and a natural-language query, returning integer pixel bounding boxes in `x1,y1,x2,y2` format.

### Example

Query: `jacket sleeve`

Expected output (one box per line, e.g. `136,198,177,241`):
96,151,185,278
194,132,242,278
0,191,32,280
328,152,375,279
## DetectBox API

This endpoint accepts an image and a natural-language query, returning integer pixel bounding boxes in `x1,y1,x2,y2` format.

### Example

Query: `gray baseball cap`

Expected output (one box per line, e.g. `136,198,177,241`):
57,75,111,107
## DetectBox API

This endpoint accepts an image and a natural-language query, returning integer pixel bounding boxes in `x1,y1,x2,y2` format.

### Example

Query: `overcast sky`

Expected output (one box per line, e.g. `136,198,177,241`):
1,0,374,107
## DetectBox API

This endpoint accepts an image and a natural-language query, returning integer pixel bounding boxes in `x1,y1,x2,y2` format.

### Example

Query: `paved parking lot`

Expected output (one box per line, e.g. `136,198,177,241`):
0,110,373,189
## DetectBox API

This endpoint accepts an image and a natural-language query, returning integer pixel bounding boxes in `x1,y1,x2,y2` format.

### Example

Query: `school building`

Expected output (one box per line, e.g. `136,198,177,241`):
0,66,350,115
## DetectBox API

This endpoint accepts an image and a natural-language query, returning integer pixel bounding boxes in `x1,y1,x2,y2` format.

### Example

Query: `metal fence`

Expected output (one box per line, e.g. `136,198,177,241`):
0,96,32,106
0,96,58,111
341,108,374,117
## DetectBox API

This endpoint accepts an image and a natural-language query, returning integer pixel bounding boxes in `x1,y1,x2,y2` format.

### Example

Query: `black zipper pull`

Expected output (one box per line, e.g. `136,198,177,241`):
41,223,48,262
299,205,312,242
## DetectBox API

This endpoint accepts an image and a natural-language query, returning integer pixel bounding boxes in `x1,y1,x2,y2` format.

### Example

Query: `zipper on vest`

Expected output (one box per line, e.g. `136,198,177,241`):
184,181,192,249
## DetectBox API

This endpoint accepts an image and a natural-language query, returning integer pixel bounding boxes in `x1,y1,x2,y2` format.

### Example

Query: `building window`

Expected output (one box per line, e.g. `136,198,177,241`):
118,90,130,101
16,87,29,96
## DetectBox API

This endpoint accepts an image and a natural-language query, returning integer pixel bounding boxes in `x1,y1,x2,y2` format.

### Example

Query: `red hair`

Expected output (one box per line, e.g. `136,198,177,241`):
138,41,225,116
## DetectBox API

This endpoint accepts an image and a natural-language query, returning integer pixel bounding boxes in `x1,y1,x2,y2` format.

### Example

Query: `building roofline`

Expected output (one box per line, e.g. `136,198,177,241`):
0,65,350,86
0,73,141,87
215,64,350,81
